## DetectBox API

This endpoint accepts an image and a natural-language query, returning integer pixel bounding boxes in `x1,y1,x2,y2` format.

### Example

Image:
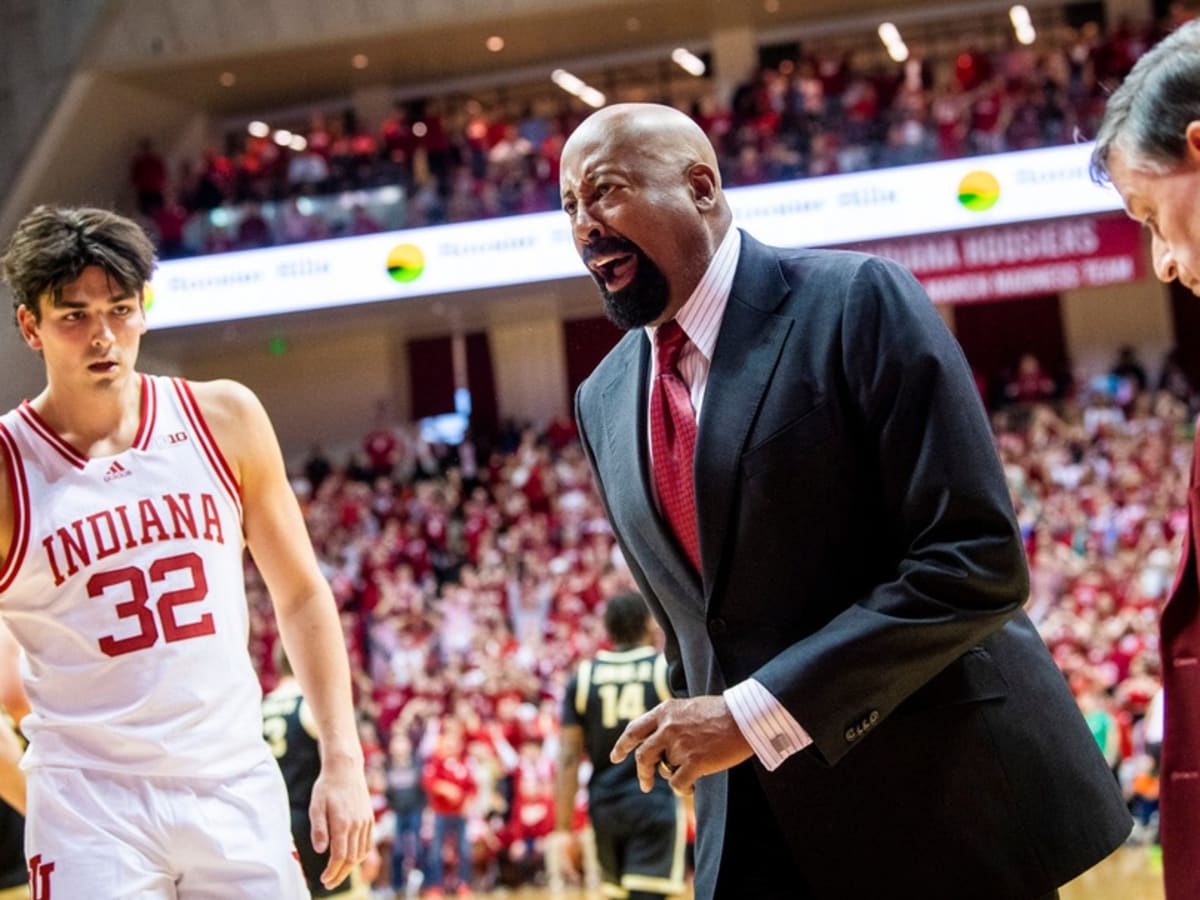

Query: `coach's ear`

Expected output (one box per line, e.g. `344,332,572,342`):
687,162,720,212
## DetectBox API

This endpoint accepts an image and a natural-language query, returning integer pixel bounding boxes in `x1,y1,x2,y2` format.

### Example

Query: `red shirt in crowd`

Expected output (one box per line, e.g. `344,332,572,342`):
422,746,476,816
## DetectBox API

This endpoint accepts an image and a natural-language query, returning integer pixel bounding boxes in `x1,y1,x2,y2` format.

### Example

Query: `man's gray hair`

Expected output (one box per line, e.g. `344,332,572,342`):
1091,19,1200,183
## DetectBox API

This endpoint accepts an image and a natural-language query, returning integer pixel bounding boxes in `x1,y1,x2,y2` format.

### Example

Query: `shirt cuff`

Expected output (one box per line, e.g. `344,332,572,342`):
724,678,812,771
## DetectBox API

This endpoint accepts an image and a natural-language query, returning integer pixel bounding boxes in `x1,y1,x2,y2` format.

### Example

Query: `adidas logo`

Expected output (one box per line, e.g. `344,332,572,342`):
103,460,132,482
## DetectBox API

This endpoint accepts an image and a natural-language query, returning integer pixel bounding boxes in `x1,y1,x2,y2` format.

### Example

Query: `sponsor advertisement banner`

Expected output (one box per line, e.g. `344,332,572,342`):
147,142,1129,329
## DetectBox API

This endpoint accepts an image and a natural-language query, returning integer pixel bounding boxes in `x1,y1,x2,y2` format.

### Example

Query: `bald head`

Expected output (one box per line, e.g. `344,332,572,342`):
563,103,723,189
560,103,732,326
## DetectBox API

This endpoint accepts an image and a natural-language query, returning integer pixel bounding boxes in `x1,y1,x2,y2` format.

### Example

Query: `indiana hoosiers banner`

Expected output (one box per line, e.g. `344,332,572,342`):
835,214,1145,305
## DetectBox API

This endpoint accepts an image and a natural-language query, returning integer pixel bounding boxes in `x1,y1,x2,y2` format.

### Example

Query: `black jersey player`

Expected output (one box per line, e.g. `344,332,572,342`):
556,592,685,900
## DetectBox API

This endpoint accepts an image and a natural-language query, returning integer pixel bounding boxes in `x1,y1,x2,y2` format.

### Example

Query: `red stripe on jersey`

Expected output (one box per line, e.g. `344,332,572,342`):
171,379,243,518
132,373,157,451
0,424,32,593
16,404,87,469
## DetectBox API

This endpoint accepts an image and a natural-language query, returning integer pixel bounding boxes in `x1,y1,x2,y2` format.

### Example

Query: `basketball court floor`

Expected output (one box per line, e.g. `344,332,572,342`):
486,845,1163,900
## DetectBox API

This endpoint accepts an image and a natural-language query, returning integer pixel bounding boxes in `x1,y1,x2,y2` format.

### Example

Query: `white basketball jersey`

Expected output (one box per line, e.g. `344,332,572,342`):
0,374,271,778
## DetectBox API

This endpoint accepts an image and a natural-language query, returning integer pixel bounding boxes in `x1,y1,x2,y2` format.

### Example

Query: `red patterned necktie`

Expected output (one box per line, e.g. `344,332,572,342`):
650,320,701,572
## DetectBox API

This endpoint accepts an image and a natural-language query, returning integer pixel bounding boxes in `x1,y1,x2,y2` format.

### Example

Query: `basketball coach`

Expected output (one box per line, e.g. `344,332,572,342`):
564,102,1132,900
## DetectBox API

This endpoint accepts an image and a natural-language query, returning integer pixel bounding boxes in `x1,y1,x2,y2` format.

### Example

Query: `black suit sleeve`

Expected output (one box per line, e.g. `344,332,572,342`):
753,255,1029,765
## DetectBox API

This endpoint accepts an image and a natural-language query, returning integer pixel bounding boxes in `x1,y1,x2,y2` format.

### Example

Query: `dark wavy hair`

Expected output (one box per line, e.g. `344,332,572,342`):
2,205,157,325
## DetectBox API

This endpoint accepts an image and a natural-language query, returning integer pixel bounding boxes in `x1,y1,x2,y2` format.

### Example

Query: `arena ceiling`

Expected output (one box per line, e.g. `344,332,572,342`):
104,0,1029,115
0,0,1056,359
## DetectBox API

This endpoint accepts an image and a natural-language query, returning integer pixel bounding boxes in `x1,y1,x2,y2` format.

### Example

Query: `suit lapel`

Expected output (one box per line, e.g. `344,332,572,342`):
695,232,792,599
599,333,705,609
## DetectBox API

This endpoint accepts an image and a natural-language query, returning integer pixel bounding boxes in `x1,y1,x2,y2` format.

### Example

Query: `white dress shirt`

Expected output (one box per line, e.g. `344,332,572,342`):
645,225,813,771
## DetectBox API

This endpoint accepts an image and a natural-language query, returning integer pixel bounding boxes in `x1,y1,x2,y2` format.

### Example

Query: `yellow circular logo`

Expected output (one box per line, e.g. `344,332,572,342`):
142,281,155,312
957,171,1001,212
386,244,426,283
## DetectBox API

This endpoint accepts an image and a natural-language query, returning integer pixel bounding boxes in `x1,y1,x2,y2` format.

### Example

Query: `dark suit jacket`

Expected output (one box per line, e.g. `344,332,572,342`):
1160,436,1200,900
574,231,1131,900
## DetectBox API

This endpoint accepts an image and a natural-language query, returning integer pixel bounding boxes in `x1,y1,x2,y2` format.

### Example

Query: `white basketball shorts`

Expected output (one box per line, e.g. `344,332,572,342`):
24,759,309,899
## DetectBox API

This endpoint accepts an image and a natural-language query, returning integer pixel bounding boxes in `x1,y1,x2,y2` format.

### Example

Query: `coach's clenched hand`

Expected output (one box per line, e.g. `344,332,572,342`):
610,695,753,794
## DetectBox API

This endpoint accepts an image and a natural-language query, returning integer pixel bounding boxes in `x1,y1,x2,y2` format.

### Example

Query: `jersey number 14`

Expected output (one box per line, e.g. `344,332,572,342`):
598,682,647,729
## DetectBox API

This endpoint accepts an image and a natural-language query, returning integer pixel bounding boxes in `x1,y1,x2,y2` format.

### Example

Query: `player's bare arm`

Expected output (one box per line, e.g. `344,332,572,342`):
0,446,12,577
551,723,585,880
0,620,29,725
0,722,24,815
188,378,372,890
0,620,28,739
0,619,27,815
554,723,584,833
0,460,26,817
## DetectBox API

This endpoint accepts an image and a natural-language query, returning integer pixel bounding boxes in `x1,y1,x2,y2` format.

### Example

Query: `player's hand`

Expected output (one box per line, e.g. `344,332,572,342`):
360,845,383,883
310,754,373,890
610,695,753,795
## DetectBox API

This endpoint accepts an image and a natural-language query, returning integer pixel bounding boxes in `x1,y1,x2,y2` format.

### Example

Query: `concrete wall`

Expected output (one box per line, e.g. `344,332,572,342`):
155,327,395,467
1,73,203,237
489,317,571,427
0,0,108,201
1060,276,1173,386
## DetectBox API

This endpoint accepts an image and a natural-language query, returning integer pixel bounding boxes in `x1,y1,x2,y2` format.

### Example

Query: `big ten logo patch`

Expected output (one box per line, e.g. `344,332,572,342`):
28,855,54,900
153,431,189,450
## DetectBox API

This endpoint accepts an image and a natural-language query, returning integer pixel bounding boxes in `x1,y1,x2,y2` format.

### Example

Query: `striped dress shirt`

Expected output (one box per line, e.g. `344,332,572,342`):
644,225,812,771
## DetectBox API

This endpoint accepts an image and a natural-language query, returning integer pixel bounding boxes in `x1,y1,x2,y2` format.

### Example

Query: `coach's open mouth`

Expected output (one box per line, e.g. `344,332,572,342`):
589,253,637,291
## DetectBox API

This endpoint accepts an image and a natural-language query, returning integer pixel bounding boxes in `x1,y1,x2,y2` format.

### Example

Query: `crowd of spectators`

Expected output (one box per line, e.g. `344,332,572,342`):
248,418,627,895
239,346,1186,896
129,13,1184,258
993,348,1183,850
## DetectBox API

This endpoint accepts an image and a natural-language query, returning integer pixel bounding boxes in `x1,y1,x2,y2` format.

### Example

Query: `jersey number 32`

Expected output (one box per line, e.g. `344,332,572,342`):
87,551,215,656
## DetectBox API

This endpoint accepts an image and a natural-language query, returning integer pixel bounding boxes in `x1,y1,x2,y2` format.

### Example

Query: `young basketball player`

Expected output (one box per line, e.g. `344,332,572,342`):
0,205,372,897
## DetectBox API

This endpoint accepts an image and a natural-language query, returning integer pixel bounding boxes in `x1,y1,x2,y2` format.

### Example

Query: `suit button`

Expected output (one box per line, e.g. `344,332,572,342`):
708,618,727,636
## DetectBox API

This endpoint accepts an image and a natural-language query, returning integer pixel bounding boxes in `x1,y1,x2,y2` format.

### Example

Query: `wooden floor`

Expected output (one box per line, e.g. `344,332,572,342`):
471,846,1163,900
1060,845,1164,900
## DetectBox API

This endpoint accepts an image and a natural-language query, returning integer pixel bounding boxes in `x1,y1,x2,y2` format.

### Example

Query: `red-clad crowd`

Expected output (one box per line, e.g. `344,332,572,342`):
128,13,1187,259
237,357,1186,895
247,421,628,894
1000,386,1181,845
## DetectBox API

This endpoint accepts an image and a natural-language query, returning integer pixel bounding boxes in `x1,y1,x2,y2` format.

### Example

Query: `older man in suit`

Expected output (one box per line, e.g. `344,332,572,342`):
563,102,1131,900
1090,20,1200,900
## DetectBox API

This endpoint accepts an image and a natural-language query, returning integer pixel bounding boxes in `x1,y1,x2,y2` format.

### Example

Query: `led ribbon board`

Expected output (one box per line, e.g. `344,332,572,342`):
148,143,1125,329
